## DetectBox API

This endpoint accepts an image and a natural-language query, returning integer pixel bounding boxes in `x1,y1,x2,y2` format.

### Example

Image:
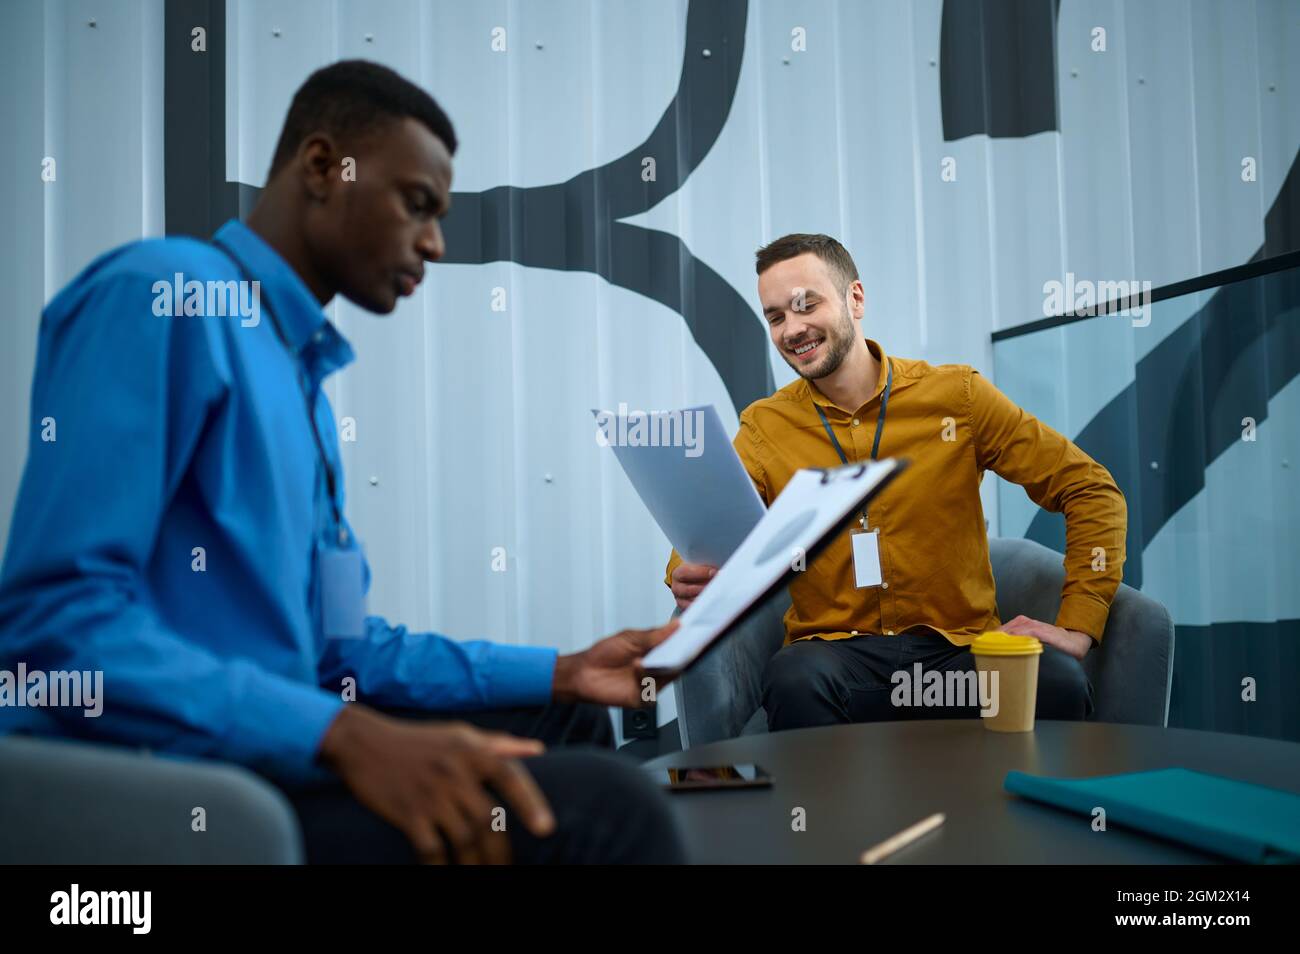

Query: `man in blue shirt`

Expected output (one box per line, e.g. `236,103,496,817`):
0,60,683,864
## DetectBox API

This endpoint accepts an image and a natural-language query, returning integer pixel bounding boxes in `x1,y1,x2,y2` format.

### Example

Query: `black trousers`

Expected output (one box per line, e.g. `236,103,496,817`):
282,701,685,864
762,632,1094,733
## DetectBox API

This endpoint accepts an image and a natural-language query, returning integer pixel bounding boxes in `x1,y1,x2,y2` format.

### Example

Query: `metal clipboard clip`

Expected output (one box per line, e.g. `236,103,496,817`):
818,462,868,484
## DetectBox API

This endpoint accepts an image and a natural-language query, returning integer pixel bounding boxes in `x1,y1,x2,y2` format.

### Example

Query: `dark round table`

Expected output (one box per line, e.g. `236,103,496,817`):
643,720,1300,864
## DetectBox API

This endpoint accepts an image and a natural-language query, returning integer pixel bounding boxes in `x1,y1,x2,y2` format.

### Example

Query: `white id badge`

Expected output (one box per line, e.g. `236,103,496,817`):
319,542,367,638
851,529,883,588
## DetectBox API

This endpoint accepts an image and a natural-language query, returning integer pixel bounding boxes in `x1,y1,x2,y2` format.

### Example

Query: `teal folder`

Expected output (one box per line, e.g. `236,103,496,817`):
1004,768,1300,863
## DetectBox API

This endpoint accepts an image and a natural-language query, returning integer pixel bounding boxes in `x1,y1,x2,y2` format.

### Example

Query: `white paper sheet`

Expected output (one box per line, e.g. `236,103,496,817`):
594,404,766,566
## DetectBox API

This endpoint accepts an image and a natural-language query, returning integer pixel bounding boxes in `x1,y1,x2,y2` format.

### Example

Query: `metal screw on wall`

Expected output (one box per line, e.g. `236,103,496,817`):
535,41,543,50
702,48,711,58
543,474,554,484
88,18,97,28
273,27,281,37
1150,461,1159,470
365,33,373,43
368,476,379,486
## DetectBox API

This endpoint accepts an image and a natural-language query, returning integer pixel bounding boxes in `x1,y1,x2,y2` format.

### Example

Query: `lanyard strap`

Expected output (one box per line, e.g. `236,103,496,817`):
212,238,347,544
814,357,892,528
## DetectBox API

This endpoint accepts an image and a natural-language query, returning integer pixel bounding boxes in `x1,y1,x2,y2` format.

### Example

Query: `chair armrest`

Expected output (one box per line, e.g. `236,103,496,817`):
0,735,303,863
989,536,1174,726
1084,582,1174,726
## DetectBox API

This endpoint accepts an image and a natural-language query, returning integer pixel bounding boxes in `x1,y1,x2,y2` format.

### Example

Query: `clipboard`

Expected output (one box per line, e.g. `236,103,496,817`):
642,457,909,677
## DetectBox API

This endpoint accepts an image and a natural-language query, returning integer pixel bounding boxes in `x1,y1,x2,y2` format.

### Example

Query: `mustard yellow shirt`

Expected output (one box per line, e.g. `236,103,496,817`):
665,339,1127,647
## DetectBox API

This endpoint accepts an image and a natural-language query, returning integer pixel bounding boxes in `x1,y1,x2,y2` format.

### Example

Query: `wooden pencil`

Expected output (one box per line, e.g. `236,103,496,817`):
860,812,945,864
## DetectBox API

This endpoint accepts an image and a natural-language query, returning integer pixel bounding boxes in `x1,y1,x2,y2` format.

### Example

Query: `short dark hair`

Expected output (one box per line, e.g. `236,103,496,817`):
268,60,457,178
755,233,859,294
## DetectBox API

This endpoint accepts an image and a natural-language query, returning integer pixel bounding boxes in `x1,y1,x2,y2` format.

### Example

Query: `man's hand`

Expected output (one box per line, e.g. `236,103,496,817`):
319,704,554,865
998,615,1094,660
670,562,717,610
552,620,680,707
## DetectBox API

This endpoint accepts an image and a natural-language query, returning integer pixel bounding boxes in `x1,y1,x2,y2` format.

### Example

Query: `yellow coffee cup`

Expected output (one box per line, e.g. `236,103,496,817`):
970,631,1042,732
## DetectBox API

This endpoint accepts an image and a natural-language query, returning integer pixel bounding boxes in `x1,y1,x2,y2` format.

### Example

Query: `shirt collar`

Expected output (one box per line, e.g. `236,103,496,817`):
211,219,347,358
808,338,890,411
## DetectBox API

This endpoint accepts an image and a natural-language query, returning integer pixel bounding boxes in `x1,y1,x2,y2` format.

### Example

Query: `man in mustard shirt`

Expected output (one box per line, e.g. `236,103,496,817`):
666,233,1126,731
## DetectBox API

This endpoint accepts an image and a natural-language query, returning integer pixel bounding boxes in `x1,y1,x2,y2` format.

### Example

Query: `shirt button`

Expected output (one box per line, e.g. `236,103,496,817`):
852,418,860,426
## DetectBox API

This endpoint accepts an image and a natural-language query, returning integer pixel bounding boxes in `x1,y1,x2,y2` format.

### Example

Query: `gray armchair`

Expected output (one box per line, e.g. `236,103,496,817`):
0,734,303,863
675,537,1175,749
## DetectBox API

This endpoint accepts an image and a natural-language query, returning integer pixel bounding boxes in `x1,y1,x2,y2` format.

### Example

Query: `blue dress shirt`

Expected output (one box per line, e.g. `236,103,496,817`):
0,220,557,784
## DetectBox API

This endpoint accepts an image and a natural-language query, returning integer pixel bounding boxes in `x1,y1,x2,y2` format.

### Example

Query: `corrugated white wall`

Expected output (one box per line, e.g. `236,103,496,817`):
1,0,167,577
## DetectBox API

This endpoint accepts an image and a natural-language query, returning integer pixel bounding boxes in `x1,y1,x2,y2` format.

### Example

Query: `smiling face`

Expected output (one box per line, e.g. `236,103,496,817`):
758,252,864,380
302,117,453,314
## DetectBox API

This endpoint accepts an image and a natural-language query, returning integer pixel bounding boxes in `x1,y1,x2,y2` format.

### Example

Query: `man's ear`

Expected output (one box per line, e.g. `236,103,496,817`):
295,133,342,203
848,279,866,321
